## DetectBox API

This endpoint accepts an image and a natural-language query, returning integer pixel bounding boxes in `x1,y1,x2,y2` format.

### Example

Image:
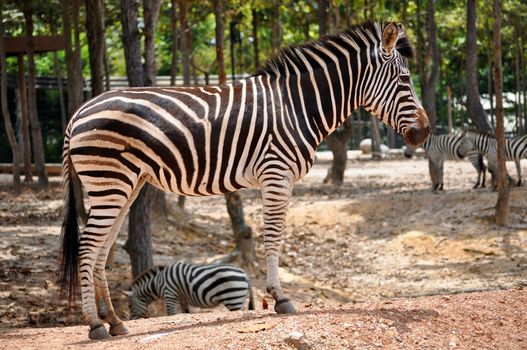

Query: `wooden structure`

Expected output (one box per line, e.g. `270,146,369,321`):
3,35,65,180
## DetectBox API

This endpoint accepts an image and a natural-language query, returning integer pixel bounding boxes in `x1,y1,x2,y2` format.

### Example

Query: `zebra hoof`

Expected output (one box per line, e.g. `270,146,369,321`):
109,322,129,336
274,299,296,314
88,324,110,340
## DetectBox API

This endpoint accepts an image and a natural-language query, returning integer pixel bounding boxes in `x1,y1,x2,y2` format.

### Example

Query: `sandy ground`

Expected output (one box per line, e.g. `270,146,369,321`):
0,152,526,348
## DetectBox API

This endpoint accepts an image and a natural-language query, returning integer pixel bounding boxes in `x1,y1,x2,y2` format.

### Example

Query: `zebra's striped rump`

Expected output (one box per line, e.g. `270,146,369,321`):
126,261,254,319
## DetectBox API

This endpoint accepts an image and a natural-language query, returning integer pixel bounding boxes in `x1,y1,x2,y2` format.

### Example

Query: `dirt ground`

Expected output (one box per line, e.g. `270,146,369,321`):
0,152,526,349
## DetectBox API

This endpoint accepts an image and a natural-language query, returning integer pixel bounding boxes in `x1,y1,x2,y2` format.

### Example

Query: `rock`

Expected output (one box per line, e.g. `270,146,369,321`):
284,331,312,350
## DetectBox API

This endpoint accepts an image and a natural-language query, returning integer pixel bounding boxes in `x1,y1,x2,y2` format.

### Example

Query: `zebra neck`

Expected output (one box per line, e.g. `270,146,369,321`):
274,56,359,146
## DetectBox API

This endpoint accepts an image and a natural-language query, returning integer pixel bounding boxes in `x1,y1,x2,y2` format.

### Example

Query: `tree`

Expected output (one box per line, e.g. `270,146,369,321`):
85,0,106,97
63,0,88,222
213,0,254,265
170,0,179,86
465,0,493,133
318,0,353,185
421,0,439,132
62,0,84,117
120,0,162,278
493,0,509,226
22,0,48,188
179,0,190,85
251,6,259,70
270,0,281,54
0,0,21,194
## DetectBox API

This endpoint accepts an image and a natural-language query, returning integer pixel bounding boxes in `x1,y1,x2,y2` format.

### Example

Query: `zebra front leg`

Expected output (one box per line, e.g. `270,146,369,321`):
164,294,185,315
261,176,296,315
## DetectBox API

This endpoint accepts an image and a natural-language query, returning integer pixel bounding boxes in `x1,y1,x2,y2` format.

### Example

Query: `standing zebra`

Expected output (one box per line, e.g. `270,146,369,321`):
59,21,429,340
124,262,254,319
463,130,526,186
404,132,487,190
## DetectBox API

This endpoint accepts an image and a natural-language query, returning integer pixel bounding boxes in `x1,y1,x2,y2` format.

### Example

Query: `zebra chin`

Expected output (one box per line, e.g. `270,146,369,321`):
403,108,430,147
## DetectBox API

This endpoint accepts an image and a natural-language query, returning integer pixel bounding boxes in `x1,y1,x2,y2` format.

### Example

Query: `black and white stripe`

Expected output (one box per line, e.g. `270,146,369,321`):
59,21,429,339
463,130,527,186
125,262,254,319
405,132,487,190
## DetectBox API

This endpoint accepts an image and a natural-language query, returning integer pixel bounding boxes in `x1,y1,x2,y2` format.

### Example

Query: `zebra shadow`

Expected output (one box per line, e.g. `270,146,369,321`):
70,306,439,345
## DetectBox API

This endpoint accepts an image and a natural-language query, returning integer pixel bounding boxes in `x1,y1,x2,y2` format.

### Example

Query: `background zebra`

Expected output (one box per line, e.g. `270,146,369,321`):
463,130,526,186
124,261,254,319
59,21,429,340
404,132,487,190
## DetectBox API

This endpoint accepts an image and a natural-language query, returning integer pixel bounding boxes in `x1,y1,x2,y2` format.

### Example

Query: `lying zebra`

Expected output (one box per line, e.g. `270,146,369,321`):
124,261,254,319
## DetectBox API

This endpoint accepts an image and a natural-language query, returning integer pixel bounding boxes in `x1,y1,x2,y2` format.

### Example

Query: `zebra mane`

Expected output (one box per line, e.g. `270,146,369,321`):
131,265,165,286
254,20,414,77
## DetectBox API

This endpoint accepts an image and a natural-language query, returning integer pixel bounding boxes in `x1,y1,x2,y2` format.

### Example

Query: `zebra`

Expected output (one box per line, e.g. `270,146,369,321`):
58,21,429,340
404,132,487,190
462,129,526,186
123,261,254,319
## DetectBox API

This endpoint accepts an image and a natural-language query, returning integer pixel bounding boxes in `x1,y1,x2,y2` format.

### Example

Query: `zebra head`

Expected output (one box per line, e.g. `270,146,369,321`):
123,289,149,320
361,22,429,147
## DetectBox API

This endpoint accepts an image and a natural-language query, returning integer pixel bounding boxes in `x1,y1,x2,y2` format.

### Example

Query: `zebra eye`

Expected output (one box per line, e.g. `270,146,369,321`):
399,75,411,84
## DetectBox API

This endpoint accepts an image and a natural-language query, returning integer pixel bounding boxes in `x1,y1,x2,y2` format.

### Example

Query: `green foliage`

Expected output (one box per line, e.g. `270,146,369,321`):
1,0,527,163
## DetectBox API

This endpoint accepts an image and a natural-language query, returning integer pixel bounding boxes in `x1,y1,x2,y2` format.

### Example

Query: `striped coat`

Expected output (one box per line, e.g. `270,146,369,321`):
125,262,254,319
59,21,429,340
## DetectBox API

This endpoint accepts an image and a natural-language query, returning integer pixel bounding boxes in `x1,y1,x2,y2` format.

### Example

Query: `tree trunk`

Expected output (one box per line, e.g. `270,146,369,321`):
63,0,84,117
179,0,190,85
485,18,494,127
53,52,67,134
466,0,493,133
17,54,32,182
23,2,48,188
421,0,439,133
370,116,381,160
270,0,281,54
224,192,254,265
121,0,154,278
170,0,179,86
513,16,522,134
212,0,226,84
446,85,453,133
492,0,509,226
318,0,328,36
63,0,87,219
121,0,144,87
320,0,353,181
251,8,259,70
143,0,162,86
124,185,155,278
323,119,353,185
85,0,106,97
0,1,21,194
213,0,254,265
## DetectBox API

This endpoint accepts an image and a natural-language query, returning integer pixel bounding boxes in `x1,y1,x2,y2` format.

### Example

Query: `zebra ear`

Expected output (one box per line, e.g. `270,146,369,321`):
381,22,399,55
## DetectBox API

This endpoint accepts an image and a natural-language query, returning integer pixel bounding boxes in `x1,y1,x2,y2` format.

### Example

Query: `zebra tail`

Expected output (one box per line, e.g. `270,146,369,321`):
57,129,80,306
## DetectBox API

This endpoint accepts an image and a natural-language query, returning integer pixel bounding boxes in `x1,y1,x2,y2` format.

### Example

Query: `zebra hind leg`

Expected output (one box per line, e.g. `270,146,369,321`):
92,179,146,337
261,176,296,315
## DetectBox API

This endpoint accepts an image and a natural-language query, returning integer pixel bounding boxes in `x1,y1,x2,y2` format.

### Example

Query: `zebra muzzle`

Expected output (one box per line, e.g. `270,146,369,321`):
404,108,430,146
